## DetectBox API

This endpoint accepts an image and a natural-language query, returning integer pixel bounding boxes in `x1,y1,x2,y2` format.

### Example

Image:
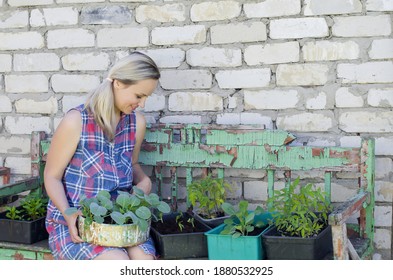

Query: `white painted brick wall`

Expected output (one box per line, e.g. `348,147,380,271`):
215,69,271,89
366,0,393,11
5,74,48,93
376,158,393,180
369,39,393,59
0,96,12,112
270,18,328,39
159,115,202,124
62,95,88,113
47,29,95,49
0,136,30,154
338,62,393,84
152,25,206,45
376,137,393,156
244,0,300,18
335,87,364,108
4,116,51,134
276,64,329,86
374,206,392,227
61,52,110,71
339,111,393,133
0,54,12,72
97,27,149,48
168,92,223,111
8,0,53,6
376,181,393,202
333,15,392,37
15,97,58,114
304,0,362,15
277,112,335,132
0,32,44,50
211,22,267,44
14,53,60,72
143,95,165,112
368,88,393,107
0,10,28,29
374,228,392,250
136,3,186,23
190,1,241,22
244,89,299,110
142,49,185,68
186,48,241,67
216,113,273,128
245,42,299,65
303,41,360,61
160,70,212,89
51,74,100,93
30,7,78,27
306,92,327,110
4,156,31,175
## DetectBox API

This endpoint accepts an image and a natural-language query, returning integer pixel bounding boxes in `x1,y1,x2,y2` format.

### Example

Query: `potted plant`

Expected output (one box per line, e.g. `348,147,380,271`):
262,177,333,260
204,200,271,260
150,211,211,259
65,188,171,247
187,175,232,227
0,189,48,244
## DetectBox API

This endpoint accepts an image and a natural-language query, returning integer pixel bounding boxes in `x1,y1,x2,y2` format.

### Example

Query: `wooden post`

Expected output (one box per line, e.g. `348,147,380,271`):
331,223,349,260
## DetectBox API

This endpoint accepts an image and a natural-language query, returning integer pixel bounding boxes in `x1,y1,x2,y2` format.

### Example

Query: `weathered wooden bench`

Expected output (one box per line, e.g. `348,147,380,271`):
0,125,375,260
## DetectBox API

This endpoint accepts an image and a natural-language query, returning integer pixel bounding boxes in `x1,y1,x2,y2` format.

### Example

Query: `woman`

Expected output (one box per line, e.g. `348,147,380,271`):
44,52,160,260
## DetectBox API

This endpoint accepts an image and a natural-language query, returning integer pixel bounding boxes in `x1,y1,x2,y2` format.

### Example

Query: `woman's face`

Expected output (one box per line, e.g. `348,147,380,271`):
113,79,158,115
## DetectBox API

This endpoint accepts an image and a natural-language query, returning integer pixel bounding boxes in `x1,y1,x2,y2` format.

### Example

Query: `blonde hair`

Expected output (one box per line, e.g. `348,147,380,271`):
85,52,160,141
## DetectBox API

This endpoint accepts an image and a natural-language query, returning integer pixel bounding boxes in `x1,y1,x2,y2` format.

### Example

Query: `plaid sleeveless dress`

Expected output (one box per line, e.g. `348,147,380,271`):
45,105,155,260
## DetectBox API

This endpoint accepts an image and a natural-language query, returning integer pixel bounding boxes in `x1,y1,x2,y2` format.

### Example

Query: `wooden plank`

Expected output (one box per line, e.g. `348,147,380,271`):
0,177,40,199
331,223,349,260
328,192,369,225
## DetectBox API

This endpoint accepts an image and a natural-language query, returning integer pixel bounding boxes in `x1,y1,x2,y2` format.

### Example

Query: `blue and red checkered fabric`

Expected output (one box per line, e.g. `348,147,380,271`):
45,104,156,259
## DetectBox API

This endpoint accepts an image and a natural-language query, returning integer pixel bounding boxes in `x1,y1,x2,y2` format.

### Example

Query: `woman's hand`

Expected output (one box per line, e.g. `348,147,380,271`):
64,209,83,243
134,176,152,194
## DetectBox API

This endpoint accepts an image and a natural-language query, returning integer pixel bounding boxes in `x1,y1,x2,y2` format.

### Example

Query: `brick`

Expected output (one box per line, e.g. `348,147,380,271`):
244,89,298,110
277,112,335,132
330,183,358,203
57,0,105,2
333,15,391,37
244,0,300,18
141,48,185,68
191,1,241,22
4,157,31,175
15,97,58,114
368,88,393,107
306,92,327,110
47,29,95,49
62,52,110,71
97,27,148,48
374,206,392,227
0,10,28,29
375,181,393,202
211,22,266,44
187,47,241,67
160,70,212,90
216,113,273,128
4,116,50,134
244,42,299,65
339,111,393,133
0,32,44,50
0,136,30,154
81,6,131,25
366,0,393,11
270,18,328,39
5,74,48,93
168,92,223,111
0,54,12,72
14,53,60,71
51,74,100,93
216,69,271,89
30,7,78,27
0,96,12,112
143,94,165,112
335,87,364,108
8,0,53,6
374,228,392,250
339,136,362,148
152,25,206,46
276,64,329,86
376,137,393,156
244,181,268,201
159,115,202,124
136,4,186,23
304,0,362,15
369,39,393,59
376,158,393,180
62,95,88,113
338,62,393,84
303,41,359,61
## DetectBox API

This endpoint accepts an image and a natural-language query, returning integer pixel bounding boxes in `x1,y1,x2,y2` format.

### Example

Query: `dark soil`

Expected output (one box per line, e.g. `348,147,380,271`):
152,215,208,235
246,226,267,236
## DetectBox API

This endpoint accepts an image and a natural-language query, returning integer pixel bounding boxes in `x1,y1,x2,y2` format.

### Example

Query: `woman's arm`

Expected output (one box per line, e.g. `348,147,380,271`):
132,111,152,194
44,109,83,243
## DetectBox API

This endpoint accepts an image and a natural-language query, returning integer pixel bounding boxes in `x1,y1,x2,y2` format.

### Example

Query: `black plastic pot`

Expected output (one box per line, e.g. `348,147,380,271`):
192,210,229,228
150,212,211,259
0,209,48,244
262,225,332,260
